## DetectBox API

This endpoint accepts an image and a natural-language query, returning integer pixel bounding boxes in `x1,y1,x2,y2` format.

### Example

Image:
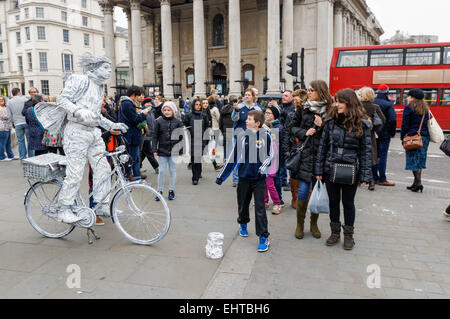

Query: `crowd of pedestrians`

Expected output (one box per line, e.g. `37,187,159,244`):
1,79,448,252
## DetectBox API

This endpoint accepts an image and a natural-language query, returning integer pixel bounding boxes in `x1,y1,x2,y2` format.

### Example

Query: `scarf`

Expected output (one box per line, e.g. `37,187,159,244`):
303,100,327,115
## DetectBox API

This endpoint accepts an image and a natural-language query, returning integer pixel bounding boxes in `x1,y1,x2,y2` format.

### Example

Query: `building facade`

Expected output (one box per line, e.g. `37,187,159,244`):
0,0,129,97
382,30,439,45
101,0,383,99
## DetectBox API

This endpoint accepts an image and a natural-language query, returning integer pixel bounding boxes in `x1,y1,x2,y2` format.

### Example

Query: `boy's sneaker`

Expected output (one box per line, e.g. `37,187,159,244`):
155,191,163,201
168,190,175,200
258,236,270,252
239,224,249,237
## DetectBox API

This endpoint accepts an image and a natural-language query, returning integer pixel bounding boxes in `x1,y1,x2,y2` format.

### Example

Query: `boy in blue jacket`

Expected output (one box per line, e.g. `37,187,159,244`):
216,110,274,252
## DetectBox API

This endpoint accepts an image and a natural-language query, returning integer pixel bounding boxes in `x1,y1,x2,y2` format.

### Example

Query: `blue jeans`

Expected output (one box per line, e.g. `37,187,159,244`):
158,156,177,191
15,124,33,159
127,144,141,180
372,139,390,183
0,131,15,160
297,180,311,201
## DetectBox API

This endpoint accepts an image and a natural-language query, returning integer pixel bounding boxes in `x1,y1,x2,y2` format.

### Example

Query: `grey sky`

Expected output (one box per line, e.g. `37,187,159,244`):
114,1,449,43
366,0,449,42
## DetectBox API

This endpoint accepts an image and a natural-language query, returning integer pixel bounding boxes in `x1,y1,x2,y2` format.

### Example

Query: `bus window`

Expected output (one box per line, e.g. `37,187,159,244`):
405,47,441,65
403,88,438,106
440,89,450,106
337,50,368,67
370,49,403,67
387,89,402,106
445,47,450,64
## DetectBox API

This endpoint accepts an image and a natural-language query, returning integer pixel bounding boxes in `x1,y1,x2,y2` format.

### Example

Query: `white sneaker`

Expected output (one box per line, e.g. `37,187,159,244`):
11,156,19,160
96,204,111,217
0,158,12,162
57,208,83,224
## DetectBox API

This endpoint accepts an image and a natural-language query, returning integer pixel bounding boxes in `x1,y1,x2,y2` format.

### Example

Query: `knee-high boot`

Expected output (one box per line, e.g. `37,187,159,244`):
295,200,308,239
310,213,321,239
290,178,299,209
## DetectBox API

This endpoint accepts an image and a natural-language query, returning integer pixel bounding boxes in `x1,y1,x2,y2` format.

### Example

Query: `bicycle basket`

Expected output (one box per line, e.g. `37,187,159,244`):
22,153,67,182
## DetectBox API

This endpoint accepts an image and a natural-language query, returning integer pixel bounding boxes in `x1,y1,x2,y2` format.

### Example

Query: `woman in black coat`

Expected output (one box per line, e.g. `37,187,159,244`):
316,89,372,251
285,80,333,241
182,98,209,185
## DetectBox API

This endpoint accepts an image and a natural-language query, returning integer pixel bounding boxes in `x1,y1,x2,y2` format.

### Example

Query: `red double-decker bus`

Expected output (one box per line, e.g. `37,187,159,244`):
329,43,450,130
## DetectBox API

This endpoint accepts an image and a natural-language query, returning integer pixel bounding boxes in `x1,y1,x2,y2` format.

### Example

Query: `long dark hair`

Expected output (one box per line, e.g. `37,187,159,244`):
329,89,367,138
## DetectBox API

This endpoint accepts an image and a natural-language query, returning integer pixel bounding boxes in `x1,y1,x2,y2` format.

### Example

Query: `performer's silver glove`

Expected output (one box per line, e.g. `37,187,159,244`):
111,123,128,133
74,108,99,123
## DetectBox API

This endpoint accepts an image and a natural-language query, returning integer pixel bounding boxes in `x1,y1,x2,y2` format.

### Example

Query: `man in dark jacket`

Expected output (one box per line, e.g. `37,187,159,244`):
220,95,237,160
280,90,296,190
373,84,397,187
118,86,149,181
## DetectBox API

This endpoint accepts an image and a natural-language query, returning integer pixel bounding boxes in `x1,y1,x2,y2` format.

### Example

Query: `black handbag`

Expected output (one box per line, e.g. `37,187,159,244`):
329,125,357,185
286,136,311,172
440,135,450,157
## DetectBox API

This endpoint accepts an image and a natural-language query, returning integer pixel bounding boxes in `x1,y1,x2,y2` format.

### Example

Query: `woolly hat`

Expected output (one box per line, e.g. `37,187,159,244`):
267,105,281,120
162,101,178,116
377,84,390,94
408,89,425,100
143,97,152,105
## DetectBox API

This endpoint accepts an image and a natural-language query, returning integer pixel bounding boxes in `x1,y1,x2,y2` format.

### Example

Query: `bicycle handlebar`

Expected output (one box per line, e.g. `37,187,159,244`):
93,145,126,158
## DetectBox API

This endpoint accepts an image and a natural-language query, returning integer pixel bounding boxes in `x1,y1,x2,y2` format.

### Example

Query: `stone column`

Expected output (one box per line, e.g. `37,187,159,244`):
342,11,349,46
100,0,116,93
267,0,280,94
333,4,344,48
228,0,241,96
144,14,156,84
316,0,334,82
160,0,174,99
282,0,294,91
125,9,134,84
193,0,207,97
130,0,144,86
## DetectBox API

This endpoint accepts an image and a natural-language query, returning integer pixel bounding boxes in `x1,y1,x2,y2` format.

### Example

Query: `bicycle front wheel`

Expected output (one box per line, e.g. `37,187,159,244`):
25,180,75,238
111,183,170,245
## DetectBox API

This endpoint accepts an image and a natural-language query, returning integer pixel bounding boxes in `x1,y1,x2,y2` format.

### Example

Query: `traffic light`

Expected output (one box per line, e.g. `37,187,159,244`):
287,53,298,77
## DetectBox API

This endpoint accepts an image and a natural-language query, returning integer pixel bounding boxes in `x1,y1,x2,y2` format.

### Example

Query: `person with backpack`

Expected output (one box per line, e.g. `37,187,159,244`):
359,87,386,191
373,84,397,187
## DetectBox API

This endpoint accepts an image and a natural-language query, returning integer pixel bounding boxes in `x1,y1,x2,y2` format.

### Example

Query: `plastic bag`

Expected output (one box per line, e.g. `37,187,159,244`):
208,137,216,161
307,181,330,214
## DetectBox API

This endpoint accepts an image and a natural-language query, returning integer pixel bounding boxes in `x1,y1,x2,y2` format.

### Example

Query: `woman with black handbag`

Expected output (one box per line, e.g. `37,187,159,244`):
315,89,372,250
286,80,333,240
401,89,430,193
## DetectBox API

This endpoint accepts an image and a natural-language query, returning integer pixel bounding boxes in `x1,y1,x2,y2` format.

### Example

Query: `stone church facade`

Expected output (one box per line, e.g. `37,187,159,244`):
101,0,383,98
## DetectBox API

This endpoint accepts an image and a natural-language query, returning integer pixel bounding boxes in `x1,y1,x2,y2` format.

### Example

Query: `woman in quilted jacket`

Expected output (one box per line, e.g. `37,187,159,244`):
315,89,373,251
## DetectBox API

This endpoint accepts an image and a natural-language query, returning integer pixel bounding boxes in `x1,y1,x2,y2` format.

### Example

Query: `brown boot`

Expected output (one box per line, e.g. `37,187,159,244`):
295,200,308,239
310,213,321,239
290,178,299,209
342,225,355,250
326,222,341,246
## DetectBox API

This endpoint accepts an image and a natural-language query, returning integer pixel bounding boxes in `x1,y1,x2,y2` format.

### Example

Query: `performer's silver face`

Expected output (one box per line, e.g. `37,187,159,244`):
93,62,112,81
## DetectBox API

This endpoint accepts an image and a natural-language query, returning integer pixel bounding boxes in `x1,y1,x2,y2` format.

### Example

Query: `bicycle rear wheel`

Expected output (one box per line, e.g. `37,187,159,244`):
111,183,170,245
25,180,75,238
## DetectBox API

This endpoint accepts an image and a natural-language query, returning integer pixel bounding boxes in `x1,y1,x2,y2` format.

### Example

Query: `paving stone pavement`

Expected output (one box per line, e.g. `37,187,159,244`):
0,138,449,299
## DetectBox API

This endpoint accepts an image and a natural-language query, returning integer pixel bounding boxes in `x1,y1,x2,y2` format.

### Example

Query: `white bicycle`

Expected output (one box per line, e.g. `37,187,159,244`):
23,145,170,245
